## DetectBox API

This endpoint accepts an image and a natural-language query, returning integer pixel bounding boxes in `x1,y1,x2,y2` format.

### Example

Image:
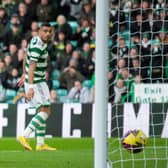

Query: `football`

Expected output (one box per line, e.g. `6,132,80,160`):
122,129,147,153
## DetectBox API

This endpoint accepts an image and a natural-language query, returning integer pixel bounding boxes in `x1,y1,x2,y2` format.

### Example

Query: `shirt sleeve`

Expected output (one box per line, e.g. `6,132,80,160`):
29,37,42,62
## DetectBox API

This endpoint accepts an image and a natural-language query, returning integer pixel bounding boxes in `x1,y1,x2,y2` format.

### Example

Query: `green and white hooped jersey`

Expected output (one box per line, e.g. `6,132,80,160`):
25,36,48,83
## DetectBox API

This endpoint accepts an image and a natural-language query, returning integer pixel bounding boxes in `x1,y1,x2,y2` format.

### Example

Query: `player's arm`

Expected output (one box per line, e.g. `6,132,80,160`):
27,60,36,100
28,60,36,85
18,53,27,87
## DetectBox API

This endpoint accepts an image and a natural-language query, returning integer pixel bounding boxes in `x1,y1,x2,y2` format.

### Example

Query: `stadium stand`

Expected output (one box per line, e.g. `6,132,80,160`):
0,0,168,103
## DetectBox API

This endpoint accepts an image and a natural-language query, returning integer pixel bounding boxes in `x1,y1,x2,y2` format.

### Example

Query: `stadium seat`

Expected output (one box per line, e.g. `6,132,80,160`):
70,40,77,47
51,69,60,80
52,80,60,90
68,21,78,34
56,89,68,97
56,89,68,103
6,89,17,101
83,80,93,88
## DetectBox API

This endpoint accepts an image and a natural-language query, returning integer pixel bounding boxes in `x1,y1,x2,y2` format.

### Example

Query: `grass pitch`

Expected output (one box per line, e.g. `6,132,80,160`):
0,138,94,168
109,138,168,168
0,138,168,168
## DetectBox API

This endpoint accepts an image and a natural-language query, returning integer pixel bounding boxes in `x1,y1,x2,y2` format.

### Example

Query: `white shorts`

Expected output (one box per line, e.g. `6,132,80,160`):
24,82,51,110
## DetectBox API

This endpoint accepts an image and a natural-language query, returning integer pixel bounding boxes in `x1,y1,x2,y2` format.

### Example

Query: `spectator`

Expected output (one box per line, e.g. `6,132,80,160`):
8,44,18,68
129,47,138,59
157,8,168,31
54,14,73,41
155,0,166,17
115,68,134,92
141,0,151,17
113,79,127,103
134,74,143,84
2,0,17,19
20,38,28,52
117,37,129,58
4,68,20,91
147,10,161,37
53,31,67,70
36,0,54,22
13,48,25,75
24,21,39,41
131,12,150,39
80,1,95,23
0,6,8,40
3,13,22,37
60,0,83,21
141,33,151,56
24,0,37,22
150,39,163,83
51,42,73,71
70,50,88,77
158,28,168,54
62,42,73,67
73,18,92,47
0,59,7,102
67,80,92,103
50,89,59,103
0,59,7,85
59,58,85,90
117,58,127,70
3,21,23,48
3,53,12,71
130,57,147,82
17,2,30,33
81,42,91,59
86,49,95,79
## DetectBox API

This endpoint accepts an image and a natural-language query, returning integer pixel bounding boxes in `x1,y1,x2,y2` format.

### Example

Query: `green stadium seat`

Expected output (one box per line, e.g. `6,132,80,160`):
56,89,68,97
52,80,60,90
49,21,57,26
70,40,77,47
83,80,93,88
51,69,60,80
6,89,17,100
68,21,78,34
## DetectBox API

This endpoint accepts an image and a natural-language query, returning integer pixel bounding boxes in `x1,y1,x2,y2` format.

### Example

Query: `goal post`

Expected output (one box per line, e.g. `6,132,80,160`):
95,0,168,168
94,0,109,168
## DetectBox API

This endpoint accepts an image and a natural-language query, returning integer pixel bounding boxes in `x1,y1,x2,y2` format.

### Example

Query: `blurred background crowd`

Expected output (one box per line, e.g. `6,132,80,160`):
0,0,168,104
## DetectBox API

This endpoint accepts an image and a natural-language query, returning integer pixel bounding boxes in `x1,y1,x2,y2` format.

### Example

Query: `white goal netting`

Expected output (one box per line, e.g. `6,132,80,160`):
109,0,168,103
108,0,168,168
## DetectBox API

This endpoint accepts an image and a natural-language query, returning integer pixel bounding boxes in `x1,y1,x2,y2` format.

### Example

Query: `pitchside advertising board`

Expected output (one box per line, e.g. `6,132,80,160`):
0,103,168,138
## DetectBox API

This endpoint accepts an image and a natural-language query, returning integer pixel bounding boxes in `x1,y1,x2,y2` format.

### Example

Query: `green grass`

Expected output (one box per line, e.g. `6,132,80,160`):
0,138,94,168
109,138,168,168
0,138,168,168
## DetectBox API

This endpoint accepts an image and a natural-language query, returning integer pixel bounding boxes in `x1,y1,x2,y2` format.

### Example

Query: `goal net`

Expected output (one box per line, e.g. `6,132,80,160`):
108,0,168,167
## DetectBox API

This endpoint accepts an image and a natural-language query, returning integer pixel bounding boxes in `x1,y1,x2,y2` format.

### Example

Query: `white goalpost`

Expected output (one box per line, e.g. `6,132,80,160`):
94,0,109,168
95,0,168,168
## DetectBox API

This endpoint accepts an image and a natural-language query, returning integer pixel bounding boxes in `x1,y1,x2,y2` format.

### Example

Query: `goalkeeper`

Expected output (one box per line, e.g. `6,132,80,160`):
17,22,56,151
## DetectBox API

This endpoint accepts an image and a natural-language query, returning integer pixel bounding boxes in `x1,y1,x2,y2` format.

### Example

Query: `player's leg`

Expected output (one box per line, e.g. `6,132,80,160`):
35,106,56,151
17,108,49,151
18,82,56,151
35,82,56,151
18,107,50,151
17,82,50,151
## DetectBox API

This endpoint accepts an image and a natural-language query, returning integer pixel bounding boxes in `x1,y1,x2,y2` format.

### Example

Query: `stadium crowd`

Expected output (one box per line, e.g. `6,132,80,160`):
0,0,168,104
